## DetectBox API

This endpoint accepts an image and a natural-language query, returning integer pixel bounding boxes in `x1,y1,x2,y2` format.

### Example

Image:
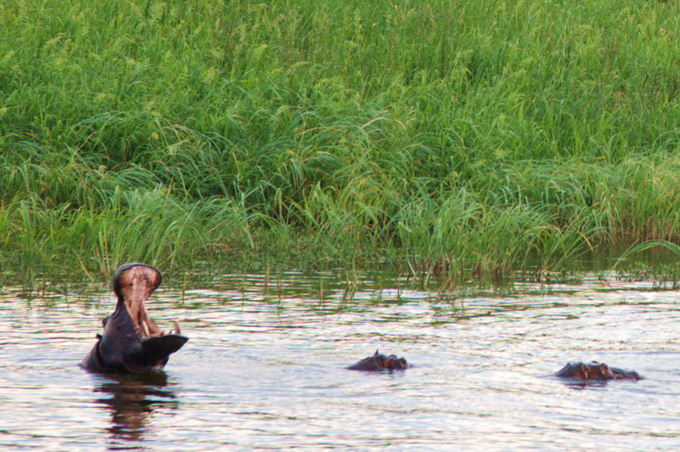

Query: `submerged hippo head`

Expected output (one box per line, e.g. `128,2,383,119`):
555,362,642,382
81,263,188,373
347,350,409,372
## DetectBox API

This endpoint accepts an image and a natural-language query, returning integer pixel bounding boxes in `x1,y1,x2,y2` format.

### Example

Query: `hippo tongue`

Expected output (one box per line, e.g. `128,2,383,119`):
128,334,189,369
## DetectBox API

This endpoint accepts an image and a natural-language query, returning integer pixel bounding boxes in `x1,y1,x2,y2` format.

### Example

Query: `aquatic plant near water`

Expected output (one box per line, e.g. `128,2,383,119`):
0,0,678,280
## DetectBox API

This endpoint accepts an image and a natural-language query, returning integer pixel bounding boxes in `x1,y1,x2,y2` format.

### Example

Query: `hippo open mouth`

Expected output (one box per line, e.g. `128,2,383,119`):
81,263,188,373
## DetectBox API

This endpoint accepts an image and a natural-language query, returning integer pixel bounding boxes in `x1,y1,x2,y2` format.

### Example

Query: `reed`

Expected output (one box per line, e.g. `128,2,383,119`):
1,0,678,280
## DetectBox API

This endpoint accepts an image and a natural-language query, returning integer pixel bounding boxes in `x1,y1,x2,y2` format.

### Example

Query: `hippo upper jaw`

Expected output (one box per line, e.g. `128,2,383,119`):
81,264,188,374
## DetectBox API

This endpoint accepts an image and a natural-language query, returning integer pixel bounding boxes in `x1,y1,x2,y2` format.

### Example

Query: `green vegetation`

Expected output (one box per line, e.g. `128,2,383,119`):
1,0,678,281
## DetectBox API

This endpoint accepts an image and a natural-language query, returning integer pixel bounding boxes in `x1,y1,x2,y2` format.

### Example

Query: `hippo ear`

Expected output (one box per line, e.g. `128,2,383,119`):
132,334,188,368
374,349,380,356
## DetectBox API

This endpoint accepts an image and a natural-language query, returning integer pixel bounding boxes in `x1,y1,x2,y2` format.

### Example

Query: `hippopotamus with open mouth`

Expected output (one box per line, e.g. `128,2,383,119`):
348,350,409,371
81,263,188,373
556,362,642,381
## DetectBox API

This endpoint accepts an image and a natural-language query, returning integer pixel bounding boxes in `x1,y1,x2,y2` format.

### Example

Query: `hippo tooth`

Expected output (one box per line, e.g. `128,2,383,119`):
173,321,181,335
141,319,151,337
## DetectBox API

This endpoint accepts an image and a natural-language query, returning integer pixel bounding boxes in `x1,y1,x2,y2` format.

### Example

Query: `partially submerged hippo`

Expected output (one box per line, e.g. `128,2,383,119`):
556,362,642,382
81,263,188,373
348,350,409,371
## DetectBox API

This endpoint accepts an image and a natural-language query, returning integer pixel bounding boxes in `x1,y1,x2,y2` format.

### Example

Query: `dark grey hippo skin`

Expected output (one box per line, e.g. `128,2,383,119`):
555,362,642,381
348,350,409,371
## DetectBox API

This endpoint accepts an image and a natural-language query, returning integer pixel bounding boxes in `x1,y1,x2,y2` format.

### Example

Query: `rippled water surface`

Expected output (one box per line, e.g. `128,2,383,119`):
1,271,679,450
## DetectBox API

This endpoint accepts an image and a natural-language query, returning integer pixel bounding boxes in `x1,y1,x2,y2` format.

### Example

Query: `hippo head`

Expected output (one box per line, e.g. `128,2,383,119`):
555,362,642,382
348,350,409,371
81,264,188,373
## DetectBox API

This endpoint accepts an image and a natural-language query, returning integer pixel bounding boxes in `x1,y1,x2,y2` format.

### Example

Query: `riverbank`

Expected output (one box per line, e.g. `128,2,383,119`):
1,0,678,279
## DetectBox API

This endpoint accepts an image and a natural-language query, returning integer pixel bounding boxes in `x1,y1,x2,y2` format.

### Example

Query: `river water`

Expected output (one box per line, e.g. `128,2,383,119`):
0,271,678,450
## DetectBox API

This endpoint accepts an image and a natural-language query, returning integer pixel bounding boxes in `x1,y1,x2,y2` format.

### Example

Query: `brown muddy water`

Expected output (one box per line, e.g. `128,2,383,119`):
0,271,679,450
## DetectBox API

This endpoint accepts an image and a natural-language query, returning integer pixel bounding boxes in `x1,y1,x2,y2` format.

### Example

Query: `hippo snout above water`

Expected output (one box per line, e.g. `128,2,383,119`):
348,350,409,371
556,362,642,381
81,263,188,373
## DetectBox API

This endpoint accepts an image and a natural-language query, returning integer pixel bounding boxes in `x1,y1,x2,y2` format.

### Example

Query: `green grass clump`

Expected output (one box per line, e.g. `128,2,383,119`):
0,0,678,280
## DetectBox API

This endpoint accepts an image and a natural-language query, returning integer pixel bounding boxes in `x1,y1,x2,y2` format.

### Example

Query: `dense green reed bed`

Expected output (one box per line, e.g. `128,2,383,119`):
1,0,678,280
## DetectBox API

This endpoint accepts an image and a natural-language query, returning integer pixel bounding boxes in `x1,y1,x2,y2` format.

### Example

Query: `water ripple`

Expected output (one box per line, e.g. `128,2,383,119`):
1,273,678,450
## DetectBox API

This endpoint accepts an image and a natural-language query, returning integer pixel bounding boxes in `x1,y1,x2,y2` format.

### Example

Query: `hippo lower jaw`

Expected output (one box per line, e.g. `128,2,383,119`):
81,264,188,374
84,333,188,374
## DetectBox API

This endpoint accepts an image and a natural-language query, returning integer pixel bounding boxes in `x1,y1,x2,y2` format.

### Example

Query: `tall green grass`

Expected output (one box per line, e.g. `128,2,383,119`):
1,0,678,280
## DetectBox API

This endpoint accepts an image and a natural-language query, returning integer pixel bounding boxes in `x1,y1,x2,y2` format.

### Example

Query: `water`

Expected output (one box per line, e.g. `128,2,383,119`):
1,271,679,450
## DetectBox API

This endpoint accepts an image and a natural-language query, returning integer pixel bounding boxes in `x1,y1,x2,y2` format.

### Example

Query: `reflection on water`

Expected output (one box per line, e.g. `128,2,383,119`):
92,372,177,446
559,379,616,390
0,271,679,450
